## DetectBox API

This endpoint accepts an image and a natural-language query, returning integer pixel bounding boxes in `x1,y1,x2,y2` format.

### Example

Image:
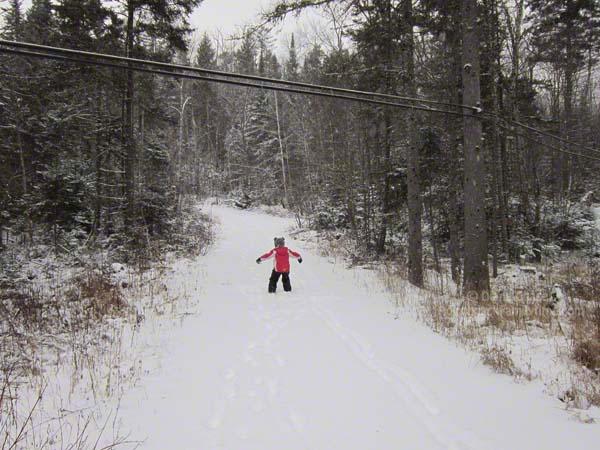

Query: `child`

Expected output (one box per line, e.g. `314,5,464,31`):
256,237,302,293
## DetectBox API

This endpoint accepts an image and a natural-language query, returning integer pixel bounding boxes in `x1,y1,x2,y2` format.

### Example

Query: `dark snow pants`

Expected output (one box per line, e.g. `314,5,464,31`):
268,270,291,293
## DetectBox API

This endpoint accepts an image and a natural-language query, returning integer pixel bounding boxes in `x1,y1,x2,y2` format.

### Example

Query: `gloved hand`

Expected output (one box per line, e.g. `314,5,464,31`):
256,258,261,264
298,258,303,264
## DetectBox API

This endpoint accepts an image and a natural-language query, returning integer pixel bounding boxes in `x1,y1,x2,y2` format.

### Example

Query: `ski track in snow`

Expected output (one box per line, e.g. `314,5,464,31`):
100,205,599,450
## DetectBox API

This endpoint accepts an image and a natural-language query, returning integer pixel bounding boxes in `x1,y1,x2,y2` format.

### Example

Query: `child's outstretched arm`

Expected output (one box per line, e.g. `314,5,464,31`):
289,249,303,263
256,249,275,264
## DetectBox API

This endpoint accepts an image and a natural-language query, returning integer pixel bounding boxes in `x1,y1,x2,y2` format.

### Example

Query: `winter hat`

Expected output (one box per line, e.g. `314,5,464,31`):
274,237,285,247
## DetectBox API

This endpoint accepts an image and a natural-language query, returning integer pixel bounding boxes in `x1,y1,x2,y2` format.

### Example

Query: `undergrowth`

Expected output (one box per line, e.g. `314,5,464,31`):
296,226,600,412
0,196,214,449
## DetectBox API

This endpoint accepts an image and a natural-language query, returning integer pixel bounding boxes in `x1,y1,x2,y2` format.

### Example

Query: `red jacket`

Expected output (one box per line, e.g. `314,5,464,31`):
259,247,301,273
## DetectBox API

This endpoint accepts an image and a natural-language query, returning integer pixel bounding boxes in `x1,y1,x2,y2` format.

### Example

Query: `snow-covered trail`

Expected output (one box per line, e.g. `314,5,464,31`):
114,205,599,449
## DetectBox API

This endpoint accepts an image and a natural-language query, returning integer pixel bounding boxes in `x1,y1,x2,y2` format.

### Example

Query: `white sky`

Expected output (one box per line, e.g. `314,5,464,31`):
18,0,325,58
191,0,274,36
190,0,320,58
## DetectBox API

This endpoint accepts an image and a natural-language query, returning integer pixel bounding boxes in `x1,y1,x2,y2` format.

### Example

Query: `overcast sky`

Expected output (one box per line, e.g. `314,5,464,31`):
17,0,320,57
190,0,319,57
18,0,280,34
191,0,273,36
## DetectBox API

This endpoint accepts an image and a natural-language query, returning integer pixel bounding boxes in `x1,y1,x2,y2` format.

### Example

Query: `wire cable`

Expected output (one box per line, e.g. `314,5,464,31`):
496,114,600,158
0,39,476,112
485,110,600,158
0,46,468,117
496,122,600,162
2,41,600,162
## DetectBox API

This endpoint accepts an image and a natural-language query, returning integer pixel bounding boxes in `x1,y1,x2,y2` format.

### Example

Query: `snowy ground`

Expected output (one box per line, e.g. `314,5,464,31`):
594,204,600,231
80,204,598,449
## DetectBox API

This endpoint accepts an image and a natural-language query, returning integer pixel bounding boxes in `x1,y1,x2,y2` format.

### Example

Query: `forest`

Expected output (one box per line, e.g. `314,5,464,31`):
1,0,600,447
2,0,599,297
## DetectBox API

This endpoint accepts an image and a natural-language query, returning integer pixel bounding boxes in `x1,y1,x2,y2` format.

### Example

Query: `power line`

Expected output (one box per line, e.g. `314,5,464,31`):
0,46,468,117
0,39,475,113
1,40,600,162
485,110,600,158
496,122,600,162
501,116,600,158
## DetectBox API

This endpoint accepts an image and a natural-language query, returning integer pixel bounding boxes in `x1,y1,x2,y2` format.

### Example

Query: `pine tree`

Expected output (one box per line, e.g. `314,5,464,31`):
23,0,54,44
236,32,257,75
193,34,222,178
528,0,600,199
285,34,300,81
54,0,116,49
0,0,23,40
0,1,24,248
115,0,203,227
302,44,324,84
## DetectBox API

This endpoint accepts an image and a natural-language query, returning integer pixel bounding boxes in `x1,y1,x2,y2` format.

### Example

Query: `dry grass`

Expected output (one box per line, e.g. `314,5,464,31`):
481,301,553,333
424,293,454,334
481,346,520,376
573,340,600,373
561,258,600,303
0,283,44,332
79,271,128,321
0,371,137,449
0,264,172,449
0,198,214,448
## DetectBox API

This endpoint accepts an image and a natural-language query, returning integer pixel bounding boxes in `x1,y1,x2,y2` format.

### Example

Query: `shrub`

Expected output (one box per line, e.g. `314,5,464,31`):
481,346,518,376
79,272,127,321
573,340,600,373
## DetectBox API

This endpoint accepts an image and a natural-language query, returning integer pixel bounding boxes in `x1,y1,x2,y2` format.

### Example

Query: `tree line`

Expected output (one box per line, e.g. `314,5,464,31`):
1,0,202,254
1,0,599,294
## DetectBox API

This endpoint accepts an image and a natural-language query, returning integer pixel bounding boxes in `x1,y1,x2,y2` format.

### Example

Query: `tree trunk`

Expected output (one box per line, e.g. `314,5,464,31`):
461,0,489,295
490,80,501,277
487,0,502,277
16,105,31,244
499,132,509,254
427,183,440,274
495,71,508,257
124,1,136,227
376,106,392,254
445,13,463,286
404,0,423,287
94,88,102,234
274,92,289,208
17,123,26,198
549,74,561,202
563,62,574,200
300,109,316,209
176,81,188,213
